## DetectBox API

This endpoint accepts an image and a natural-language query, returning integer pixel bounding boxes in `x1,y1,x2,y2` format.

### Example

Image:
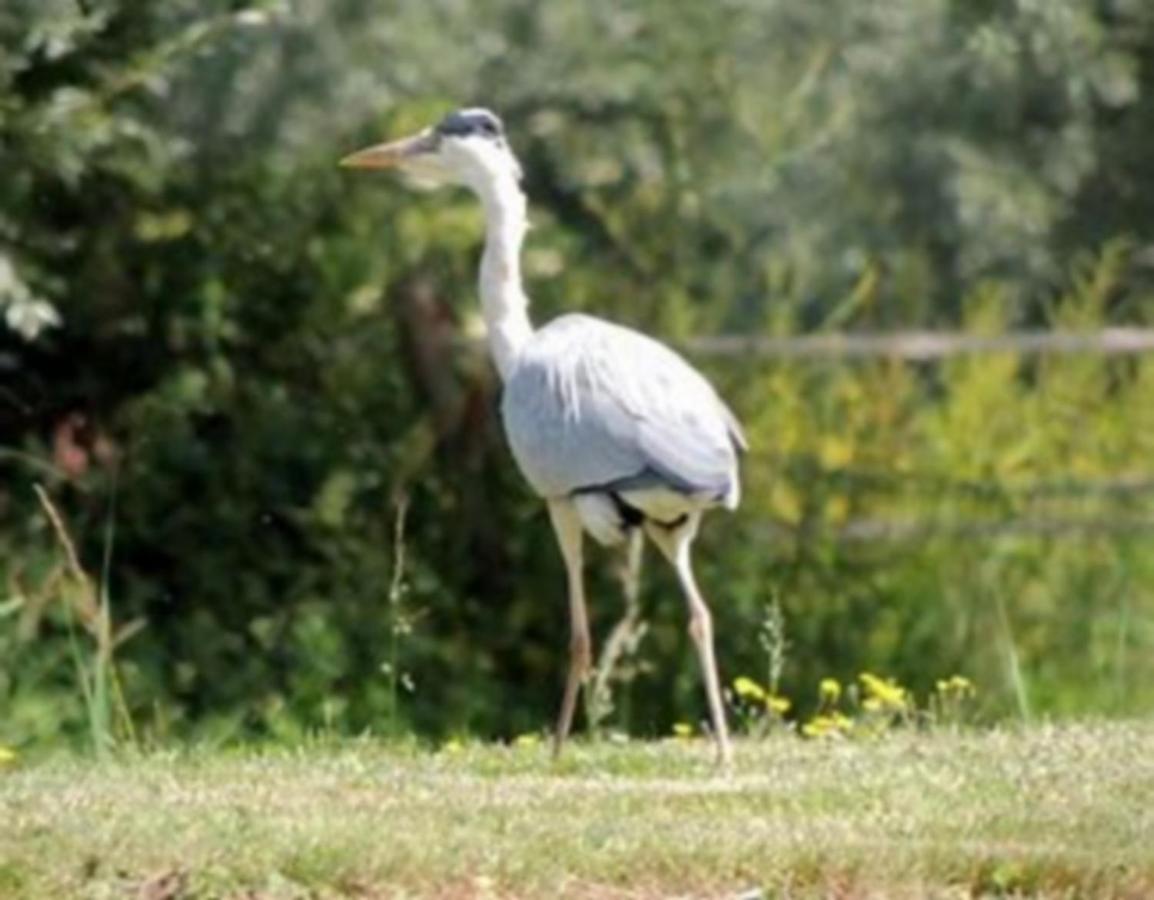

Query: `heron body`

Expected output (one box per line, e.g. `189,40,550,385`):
343,107,744,764
503,313,745,545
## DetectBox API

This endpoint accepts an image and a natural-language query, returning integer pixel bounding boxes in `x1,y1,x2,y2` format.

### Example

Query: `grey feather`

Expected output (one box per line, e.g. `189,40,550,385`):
501,314,744,502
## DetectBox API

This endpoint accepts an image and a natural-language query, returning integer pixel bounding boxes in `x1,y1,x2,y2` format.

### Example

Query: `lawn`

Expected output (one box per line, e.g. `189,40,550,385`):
1,722,1152,898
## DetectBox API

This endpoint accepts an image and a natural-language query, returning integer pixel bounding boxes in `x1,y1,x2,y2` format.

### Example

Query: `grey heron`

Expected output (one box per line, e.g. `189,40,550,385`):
342,108,746,764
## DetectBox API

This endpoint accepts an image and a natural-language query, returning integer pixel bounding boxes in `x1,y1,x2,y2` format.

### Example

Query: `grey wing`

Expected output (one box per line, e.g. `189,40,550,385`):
501,315,743,499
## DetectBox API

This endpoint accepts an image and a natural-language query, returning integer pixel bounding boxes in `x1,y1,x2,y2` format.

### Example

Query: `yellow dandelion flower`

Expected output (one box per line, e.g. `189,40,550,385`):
819,677,841,703
733,676,766,702
936,675,976,696
0,746,17,767
672,722,694,739
801,717,829,738
860,672,908,710
766,694,791,715
948,675,975,695
801,713,852,739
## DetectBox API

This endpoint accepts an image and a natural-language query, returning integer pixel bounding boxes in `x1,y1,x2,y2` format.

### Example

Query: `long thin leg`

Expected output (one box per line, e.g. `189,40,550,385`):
547,498,591,758
647,515,732,766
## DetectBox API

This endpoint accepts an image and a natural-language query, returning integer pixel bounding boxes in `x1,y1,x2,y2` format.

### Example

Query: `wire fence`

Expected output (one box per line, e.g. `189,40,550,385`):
685,328,1154,360
753,465,1154,498
755,515,1154,546
741,462,1154,544
674,329,1154,542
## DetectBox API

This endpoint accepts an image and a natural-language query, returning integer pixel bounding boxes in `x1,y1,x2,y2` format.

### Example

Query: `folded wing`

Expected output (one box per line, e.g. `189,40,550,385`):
501,314,745,503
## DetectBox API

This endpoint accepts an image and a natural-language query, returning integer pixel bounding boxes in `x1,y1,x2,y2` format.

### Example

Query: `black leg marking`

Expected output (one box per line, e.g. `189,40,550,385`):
654,513,689,531
608,493,688,531
610,492,645,529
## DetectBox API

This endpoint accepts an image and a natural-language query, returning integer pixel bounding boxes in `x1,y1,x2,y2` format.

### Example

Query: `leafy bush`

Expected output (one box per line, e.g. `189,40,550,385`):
3,0,1154,750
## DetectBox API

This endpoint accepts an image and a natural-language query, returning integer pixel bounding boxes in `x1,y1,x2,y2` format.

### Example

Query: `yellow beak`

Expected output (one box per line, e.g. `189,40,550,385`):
339,129,438,169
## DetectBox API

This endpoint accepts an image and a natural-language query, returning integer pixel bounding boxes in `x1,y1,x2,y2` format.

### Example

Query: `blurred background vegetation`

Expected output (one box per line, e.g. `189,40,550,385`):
3,0,1154,751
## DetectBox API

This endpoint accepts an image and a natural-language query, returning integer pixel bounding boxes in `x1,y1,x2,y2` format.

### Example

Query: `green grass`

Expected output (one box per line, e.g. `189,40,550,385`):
2,723,1152,898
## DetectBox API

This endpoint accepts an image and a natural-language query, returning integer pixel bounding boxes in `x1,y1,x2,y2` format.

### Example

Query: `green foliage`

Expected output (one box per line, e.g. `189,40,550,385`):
713,257,1154,722
3,0,1154,750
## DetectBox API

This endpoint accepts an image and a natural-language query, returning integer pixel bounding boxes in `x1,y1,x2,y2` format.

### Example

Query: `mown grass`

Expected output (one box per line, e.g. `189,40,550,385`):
1,722,1152,898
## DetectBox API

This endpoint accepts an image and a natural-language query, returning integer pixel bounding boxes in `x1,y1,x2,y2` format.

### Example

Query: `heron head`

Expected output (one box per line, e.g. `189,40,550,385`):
340,107,521,189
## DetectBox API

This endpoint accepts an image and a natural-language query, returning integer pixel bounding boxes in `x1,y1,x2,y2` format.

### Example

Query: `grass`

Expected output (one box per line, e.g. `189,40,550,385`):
1,723,1152,898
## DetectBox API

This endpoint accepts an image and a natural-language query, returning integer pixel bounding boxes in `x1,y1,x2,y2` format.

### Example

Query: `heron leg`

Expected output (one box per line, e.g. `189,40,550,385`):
647,515,733,766
547,497,591,758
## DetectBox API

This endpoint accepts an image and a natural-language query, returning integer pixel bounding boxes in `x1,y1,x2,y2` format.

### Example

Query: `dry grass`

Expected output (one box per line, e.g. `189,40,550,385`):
1,722,1152,898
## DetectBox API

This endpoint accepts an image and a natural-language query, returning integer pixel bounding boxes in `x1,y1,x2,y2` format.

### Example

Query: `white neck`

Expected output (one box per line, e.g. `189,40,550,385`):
473,170,533,380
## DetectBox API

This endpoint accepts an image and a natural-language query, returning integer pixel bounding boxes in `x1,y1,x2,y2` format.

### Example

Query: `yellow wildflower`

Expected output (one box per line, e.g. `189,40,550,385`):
733,676,767,702
862,697,884,714
801,713,853,739
0,746,17,767
937,675,976,697
513,733,541,748
441,739,464,755
819,678,841,703
859,672,908,711
801,719,826,738
672,722,694,739
766,694,791,716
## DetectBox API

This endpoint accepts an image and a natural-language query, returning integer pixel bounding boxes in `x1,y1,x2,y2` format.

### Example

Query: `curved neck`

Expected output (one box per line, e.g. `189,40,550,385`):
474,171,533,380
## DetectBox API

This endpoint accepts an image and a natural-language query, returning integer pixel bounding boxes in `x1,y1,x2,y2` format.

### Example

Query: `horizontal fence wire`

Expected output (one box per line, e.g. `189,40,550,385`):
672,331,1154,541
756,516,1154,544
685,328,1154,360
754,463,1154,499
741,462,1154,543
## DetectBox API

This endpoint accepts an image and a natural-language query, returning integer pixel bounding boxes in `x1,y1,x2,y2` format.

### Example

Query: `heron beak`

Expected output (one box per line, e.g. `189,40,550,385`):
339,129,438,170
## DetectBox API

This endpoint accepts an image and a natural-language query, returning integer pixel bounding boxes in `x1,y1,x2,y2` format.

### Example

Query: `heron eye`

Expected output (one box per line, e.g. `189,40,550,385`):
479,119,499,137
